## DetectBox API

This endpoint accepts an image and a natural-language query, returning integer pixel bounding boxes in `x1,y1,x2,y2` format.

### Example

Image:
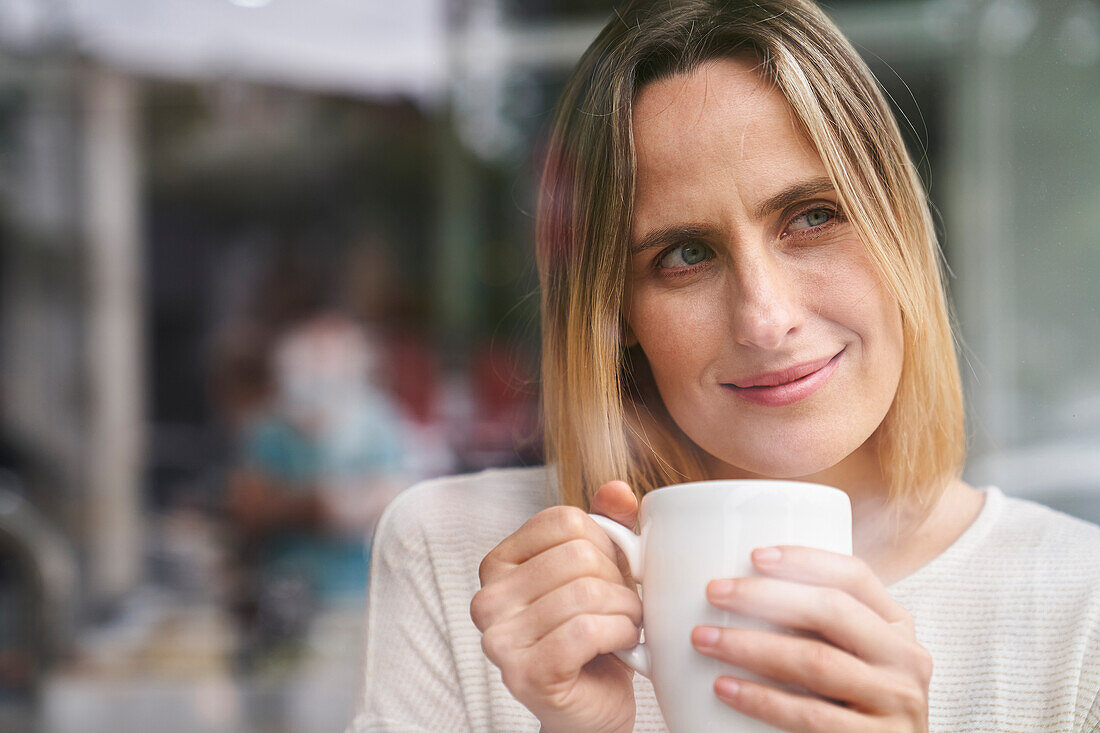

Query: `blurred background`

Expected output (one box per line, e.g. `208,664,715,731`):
0,0,1096,731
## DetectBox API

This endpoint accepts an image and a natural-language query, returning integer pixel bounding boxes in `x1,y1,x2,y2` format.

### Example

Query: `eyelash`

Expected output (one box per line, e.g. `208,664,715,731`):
654,204,845,279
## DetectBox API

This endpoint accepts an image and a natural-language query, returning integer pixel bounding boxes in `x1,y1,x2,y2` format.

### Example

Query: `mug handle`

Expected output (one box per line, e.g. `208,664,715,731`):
587,514,652,678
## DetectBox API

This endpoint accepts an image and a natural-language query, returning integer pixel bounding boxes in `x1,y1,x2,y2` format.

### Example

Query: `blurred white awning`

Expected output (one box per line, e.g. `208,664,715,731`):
0,0,449,101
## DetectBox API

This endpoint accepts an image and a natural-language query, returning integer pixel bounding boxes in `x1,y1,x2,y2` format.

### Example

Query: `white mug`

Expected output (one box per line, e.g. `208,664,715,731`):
589,479,852,733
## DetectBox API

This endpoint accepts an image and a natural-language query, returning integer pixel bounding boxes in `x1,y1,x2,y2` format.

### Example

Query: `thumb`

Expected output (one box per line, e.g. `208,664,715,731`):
590,480,639,529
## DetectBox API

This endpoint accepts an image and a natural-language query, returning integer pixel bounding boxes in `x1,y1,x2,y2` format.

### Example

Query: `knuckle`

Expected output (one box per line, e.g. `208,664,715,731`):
814,587,844,620
527,648,573,697
741,684,779,722
796,702,832,732
469,589,488,629
847,555,873,584
569,576,605,609
605,612,632,641
827,587,849,614
516,662,545,697
499,664,528,697
912,644,934,684
480,626,507,663
549,505,589,538
567,613,599,642
566,539,604,575
844,556,876,596
470,586,501,630
618,614,642,644
893,678,927,718
534,671,570,709
802,641,834,678
477,554,497,586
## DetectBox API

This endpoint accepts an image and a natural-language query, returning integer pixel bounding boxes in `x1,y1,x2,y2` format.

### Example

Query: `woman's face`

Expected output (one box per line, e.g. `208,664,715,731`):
624,57,904,481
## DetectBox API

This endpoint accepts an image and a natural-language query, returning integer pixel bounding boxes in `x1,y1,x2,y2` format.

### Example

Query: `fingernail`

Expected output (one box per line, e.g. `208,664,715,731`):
716,676,741,699
709,578,735,597
692,626,720,647
753,547,782,564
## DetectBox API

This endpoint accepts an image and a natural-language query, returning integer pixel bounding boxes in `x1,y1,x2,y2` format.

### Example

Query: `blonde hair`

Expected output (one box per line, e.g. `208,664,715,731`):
536,0,965,522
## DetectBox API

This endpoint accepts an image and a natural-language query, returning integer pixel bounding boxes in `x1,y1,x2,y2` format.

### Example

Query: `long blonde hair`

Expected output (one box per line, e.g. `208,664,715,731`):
536,0,965,520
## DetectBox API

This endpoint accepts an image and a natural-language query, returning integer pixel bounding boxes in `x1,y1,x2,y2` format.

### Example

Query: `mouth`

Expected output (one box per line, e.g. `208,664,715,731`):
721,348,844,407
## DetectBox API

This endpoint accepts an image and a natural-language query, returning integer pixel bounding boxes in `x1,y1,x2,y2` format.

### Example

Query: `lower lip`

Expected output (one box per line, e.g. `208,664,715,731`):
722,350,844,407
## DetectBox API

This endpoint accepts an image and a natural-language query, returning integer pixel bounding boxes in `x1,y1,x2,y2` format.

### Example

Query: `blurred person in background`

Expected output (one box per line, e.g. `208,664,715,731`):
349,1,1100,731
214,252,416,665
339,237,456,479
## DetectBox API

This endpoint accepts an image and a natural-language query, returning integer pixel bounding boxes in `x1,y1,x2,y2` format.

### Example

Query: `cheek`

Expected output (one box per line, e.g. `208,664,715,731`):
821,258,905,420
627,289,722,382
807,241,901,349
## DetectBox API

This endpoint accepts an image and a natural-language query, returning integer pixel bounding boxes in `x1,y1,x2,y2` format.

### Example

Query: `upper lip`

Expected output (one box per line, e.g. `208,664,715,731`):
725,351,841,388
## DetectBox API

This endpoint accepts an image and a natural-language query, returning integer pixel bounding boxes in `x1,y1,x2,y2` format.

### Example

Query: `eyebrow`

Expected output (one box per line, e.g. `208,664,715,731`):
629,223,716,255
751,176,836,220
629,176,837,254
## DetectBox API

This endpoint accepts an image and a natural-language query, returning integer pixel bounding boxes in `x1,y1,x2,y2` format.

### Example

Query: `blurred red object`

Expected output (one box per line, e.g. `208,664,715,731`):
468,343,540,462
383,331,440,425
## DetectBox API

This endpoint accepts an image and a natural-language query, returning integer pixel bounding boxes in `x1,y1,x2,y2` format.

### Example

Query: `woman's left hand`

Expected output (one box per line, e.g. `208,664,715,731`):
691,546,932,733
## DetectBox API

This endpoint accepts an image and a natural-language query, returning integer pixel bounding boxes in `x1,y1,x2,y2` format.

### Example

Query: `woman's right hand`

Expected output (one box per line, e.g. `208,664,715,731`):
470,480,643,733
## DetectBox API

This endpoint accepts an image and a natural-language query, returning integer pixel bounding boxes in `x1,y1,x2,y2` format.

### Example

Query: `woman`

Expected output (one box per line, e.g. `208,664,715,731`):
350,1,1100,731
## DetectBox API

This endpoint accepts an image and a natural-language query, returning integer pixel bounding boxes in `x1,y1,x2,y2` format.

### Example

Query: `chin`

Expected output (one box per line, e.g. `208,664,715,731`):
736,456,837,480
702,434,854,480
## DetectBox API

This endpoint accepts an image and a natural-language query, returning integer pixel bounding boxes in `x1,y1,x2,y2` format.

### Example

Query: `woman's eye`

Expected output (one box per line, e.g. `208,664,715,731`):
788,207,836,233
658,241,711,269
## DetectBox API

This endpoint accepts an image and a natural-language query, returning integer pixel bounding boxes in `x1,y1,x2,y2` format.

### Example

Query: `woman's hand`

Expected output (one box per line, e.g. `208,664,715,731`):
691,546,932,732
471,481,643,733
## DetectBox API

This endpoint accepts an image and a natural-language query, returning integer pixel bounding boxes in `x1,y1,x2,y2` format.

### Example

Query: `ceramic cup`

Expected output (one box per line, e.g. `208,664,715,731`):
589,479,852,733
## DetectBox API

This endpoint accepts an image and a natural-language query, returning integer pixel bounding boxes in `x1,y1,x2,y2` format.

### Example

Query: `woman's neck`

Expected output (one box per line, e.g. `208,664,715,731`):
852,478,984,586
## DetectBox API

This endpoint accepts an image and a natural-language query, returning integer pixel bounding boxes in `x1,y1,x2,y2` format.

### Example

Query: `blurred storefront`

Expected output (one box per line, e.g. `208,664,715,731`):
0,0,1096,731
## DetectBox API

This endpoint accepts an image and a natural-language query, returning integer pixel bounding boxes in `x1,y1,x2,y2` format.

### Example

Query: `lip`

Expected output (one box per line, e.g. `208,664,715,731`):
722,349,844,407
729,353,841,388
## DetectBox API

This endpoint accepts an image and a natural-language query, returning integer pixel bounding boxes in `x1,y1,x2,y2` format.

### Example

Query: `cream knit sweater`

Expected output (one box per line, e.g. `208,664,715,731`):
348,465,1100,732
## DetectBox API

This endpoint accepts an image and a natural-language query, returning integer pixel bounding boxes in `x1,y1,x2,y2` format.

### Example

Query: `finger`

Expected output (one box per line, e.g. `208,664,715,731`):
712,674,875,733
523,613,642,692
590,480,639,529
706,577,909,666
750,546,910,626
472,538,629,630
692,626,910,712
590,480,641,583
505,577,643,647
481,505,620,585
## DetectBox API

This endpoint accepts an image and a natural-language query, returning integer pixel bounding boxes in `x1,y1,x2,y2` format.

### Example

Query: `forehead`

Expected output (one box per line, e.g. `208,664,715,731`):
630,57,826,226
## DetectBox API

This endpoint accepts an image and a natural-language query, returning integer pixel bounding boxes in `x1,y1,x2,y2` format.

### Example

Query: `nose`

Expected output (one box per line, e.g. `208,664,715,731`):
728,253,803,350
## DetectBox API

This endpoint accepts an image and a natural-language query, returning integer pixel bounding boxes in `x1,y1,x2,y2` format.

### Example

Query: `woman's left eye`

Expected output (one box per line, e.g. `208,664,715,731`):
787,207,836,233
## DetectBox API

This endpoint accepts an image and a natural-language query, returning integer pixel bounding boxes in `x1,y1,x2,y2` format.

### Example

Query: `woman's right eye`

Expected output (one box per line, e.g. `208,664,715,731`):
658,241,713,271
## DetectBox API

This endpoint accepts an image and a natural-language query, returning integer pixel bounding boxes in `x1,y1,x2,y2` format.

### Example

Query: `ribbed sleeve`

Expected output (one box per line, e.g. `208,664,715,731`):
349,485,469,732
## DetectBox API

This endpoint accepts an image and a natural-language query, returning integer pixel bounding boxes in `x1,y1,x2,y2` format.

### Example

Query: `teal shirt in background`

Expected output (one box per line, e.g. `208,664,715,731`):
242,393,408,600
